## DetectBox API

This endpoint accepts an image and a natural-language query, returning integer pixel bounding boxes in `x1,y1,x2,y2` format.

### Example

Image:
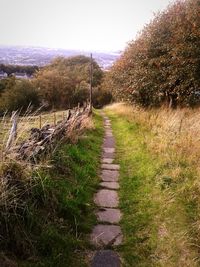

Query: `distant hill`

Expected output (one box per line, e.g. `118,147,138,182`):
0,46,120,69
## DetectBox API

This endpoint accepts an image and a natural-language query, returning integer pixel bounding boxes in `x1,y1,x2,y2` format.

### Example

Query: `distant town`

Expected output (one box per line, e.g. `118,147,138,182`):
0,46,120,79
0,71,30,79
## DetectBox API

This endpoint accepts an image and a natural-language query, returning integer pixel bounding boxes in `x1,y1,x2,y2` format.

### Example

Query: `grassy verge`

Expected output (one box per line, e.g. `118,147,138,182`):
0,111,103,267
105,104,200,267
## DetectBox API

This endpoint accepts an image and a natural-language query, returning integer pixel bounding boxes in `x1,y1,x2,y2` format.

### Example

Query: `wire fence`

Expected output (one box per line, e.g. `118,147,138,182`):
0,102,89,159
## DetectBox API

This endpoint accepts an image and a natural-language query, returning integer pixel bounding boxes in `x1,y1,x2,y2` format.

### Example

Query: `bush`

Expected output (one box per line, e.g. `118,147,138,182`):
0,78,40,113
108,0,200,108
34,55,103,109
93,86,112,108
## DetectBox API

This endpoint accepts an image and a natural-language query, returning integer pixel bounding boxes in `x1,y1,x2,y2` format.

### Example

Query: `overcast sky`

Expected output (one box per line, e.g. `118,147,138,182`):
0,0,175,51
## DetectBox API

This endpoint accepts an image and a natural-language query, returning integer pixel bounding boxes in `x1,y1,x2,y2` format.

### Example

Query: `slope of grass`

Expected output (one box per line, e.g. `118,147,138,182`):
105,103,200,267
0,111,103,267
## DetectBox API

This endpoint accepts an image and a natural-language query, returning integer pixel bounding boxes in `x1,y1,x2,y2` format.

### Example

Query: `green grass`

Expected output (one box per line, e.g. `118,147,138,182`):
1,111,104,267
105,109,199,267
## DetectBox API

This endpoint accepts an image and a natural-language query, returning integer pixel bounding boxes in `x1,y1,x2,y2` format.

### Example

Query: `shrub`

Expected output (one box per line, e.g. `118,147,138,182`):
0,78,40,113
34,55,103,109
93,86,112,108
108,0,200,108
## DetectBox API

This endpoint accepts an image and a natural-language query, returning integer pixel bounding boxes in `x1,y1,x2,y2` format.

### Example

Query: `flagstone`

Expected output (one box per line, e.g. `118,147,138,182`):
100,181,120,190
91,225,123,247
91,250,121,267
101,170,119,182
94,189,119,208
96,208,122,224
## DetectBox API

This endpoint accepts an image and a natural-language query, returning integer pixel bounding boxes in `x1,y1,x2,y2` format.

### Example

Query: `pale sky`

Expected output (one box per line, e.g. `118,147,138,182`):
0,0,175,52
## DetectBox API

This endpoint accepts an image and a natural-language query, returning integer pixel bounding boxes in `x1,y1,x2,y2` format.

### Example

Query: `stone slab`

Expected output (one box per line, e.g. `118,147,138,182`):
105,130,112,133
105,132,113,137
103,148,115,154
105,125,111,128
100,181,120,190
102,152,115,159
102,158,114,164
91,225,123,247
103,137,115,148
101,170,119,182
91,250,121,267
105,125,111,129
102,164,120,171
94,189,119,208
96,208,122,224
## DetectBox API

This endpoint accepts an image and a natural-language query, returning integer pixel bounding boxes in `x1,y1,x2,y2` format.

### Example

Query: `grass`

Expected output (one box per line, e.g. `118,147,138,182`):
0,110,104,267
105,103,200,267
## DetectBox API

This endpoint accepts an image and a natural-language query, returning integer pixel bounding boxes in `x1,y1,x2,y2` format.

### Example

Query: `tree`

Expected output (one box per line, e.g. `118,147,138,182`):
0,77,15,96
0,79,39,113
34,55,103,109
108,0,200,108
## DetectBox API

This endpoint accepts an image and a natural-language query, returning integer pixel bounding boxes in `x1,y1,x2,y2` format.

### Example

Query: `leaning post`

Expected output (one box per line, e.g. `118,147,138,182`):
89,53,93,114
6,111,18,151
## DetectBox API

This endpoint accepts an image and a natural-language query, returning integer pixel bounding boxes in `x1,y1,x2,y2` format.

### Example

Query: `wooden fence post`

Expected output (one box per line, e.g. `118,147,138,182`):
89,53,93,114
39,115,42,129
54,112,56,126
6,111,18,151
67,109,71,120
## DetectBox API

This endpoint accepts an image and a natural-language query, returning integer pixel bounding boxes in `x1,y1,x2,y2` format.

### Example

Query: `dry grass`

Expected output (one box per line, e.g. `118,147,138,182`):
0,107,81,227
0,109,69,158
106,102,200,166
105,103,200,267
0,107,95,266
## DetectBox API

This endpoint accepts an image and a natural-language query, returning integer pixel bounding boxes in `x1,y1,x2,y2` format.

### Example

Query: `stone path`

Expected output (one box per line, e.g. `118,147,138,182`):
91,115,122,267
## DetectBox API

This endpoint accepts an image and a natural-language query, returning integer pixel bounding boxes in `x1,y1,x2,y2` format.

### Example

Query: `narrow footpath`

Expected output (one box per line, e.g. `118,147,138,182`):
90,114,123,267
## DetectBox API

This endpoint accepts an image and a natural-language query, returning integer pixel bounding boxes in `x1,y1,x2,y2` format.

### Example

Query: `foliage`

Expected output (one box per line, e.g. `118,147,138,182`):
93,72,113,108
0,77,15,96
0,56,106,112
0,77,40,113
108,0,200,107
34,55,103,109
93,86,112,108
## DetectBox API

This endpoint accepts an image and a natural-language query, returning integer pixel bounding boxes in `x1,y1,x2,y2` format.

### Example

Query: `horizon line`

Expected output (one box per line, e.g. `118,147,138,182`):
0,43,122,54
